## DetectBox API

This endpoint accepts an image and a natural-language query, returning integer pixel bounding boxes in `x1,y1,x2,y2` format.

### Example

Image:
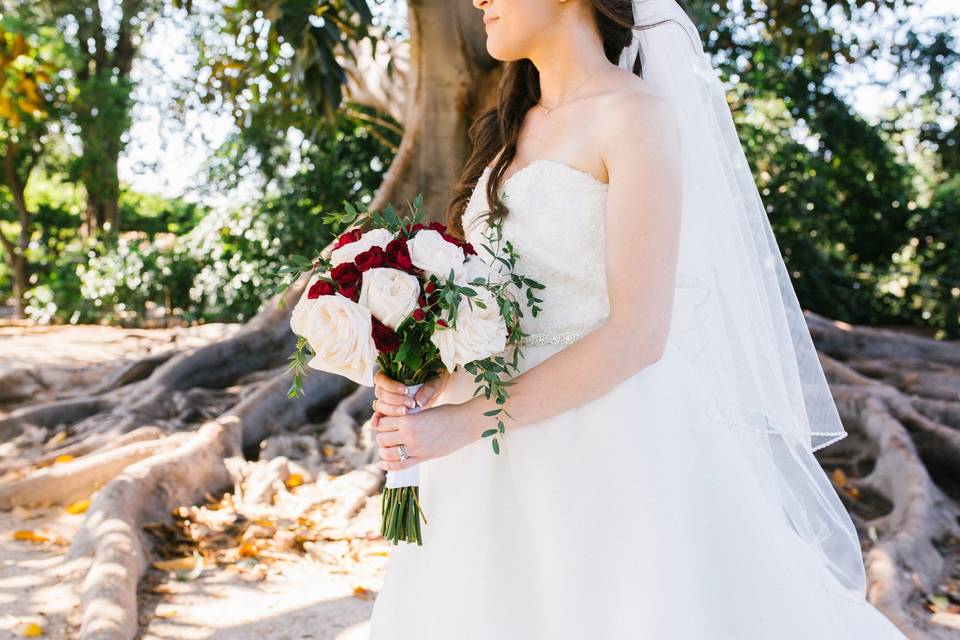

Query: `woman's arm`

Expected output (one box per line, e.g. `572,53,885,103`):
451,91,683,443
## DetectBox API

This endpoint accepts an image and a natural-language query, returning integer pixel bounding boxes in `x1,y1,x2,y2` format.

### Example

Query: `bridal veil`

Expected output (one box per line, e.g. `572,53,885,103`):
620,0,867,599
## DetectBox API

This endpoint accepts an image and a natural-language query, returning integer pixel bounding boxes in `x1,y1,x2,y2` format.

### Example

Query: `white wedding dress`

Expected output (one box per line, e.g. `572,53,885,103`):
367,159,907,639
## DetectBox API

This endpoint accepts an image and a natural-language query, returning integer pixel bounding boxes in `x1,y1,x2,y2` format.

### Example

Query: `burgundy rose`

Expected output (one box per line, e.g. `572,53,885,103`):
385,238,414,271
427,221,448,234
436,318,449,328
417,293,427,307
371,316,401,353
412,308,426,322
461,241,477,256
339,284,359,301
354,245,387,272
307,278,337,299
330,262,361,288
333,228,363,249
424,281,437,294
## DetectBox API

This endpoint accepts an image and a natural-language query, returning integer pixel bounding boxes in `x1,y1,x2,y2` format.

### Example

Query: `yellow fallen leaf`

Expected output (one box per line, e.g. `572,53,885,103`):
239,542,259,557
286,473,303,488
13,530,49,544
152,556,198,572
353,585,373,600
66,499,91,514
831,468,847,488
53,454,75,464
19,622,43,637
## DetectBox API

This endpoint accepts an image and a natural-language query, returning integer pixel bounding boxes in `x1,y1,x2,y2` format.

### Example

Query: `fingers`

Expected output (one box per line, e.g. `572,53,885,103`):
377,457,418,472
413,382,437,409
374,370,408,395
375,387,416,415
376,429,405,448
378,444,409,461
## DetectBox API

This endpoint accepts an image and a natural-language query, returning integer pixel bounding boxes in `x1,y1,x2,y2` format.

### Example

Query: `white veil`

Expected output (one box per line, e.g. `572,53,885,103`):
621,0,868,599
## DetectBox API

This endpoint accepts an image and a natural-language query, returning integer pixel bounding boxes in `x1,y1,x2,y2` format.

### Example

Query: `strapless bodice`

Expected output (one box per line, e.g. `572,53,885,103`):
461,159,612,351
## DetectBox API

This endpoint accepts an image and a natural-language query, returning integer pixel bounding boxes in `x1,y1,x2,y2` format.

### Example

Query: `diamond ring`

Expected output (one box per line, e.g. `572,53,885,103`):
398,445,409,461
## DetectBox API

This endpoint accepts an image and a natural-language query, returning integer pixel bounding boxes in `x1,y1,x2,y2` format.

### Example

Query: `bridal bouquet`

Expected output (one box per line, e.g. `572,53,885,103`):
280,194,545,545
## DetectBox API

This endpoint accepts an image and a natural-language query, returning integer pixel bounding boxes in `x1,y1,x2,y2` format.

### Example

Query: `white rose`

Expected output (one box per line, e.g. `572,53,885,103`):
290,273,378,387
358,267,421,331
407,229,465,282
454,253,506,287
430,287,508,373
330,228,394,267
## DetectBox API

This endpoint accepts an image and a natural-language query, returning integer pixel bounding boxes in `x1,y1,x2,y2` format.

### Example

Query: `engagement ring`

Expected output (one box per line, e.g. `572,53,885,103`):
398,445,409,461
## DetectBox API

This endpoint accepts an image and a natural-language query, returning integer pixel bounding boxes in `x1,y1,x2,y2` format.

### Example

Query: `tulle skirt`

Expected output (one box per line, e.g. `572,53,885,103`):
367,339,907,639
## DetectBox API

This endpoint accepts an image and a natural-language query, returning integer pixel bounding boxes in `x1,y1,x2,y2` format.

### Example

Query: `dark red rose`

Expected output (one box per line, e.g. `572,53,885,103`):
417,293,427,307
412,308,425,322
371,316,400,353
385,238,414,271
461,241,477,256
424,281,437,294
354,245,387,272
338,284,359,301
427,221,448,234
330,262,361,287
307,278,337,299
334,228,363,249
436,318,449,328
403,222,426,235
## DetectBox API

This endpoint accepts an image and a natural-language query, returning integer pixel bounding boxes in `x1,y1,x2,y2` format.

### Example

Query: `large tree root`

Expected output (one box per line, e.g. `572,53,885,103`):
810,311,960,638
7,296,960,639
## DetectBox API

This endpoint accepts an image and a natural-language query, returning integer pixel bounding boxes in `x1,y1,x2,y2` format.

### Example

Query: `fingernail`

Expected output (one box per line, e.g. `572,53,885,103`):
400,406,407,415
405,399,416,408
401,385,408,395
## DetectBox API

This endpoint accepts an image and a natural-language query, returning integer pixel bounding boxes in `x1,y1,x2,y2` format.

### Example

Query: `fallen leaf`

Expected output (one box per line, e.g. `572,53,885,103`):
286,473,304,488
66,499,91,514
13,530,49,544
831,468,847,488
353,586,373,600
53,454,75,464
18,622,43,637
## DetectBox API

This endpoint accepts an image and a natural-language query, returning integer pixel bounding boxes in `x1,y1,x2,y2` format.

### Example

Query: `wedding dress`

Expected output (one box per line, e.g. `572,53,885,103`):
366,159,908,639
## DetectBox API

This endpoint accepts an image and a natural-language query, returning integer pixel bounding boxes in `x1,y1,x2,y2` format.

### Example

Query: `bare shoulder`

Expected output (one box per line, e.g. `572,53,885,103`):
599,70,679,149
595,70,681,180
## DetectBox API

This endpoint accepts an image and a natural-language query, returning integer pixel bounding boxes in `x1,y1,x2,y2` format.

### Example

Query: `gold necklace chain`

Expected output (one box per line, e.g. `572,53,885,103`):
536,66,605,115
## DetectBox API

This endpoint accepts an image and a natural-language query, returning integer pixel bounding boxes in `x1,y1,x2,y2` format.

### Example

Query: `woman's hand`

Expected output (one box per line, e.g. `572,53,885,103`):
373,402,476,472
371,369,451,424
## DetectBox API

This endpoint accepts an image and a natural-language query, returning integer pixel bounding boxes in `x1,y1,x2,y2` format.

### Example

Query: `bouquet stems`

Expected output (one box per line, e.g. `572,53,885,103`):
380,381,430,545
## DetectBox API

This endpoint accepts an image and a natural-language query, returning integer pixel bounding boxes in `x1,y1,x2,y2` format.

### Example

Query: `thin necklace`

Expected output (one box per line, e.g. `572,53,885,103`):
536,66,605,115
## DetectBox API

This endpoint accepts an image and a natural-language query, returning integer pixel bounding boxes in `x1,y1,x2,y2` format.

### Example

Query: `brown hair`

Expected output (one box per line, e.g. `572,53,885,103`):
443,0,690,239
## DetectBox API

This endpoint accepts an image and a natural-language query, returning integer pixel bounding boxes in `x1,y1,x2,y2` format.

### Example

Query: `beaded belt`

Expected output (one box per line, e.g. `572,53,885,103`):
519,319,607,346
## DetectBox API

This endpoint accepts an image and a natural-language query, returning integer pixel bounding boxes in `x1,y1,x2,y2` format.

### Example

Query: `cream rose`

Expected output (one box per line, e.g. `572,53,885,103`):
430,287,508,373
455,253,505,287
358,267,421,331
407,229,465,282
330,228,394,267
290,273,378,387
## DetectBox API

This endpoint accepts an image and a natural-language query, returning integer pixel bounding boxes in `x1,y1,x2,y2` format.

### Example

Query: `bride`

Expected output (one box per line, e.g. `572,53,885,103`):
366,0,909,638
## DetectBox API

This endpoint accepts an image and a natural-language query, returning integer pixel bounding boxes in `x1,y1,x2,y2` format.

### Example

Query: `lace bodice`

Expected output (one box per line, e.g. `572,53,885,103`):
462,158,611,348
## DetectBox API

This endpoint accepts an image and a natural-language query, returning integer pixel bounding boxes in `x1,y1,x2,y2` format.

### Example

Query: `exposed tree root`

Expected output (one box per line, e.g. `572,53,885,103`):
810,311,960,638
